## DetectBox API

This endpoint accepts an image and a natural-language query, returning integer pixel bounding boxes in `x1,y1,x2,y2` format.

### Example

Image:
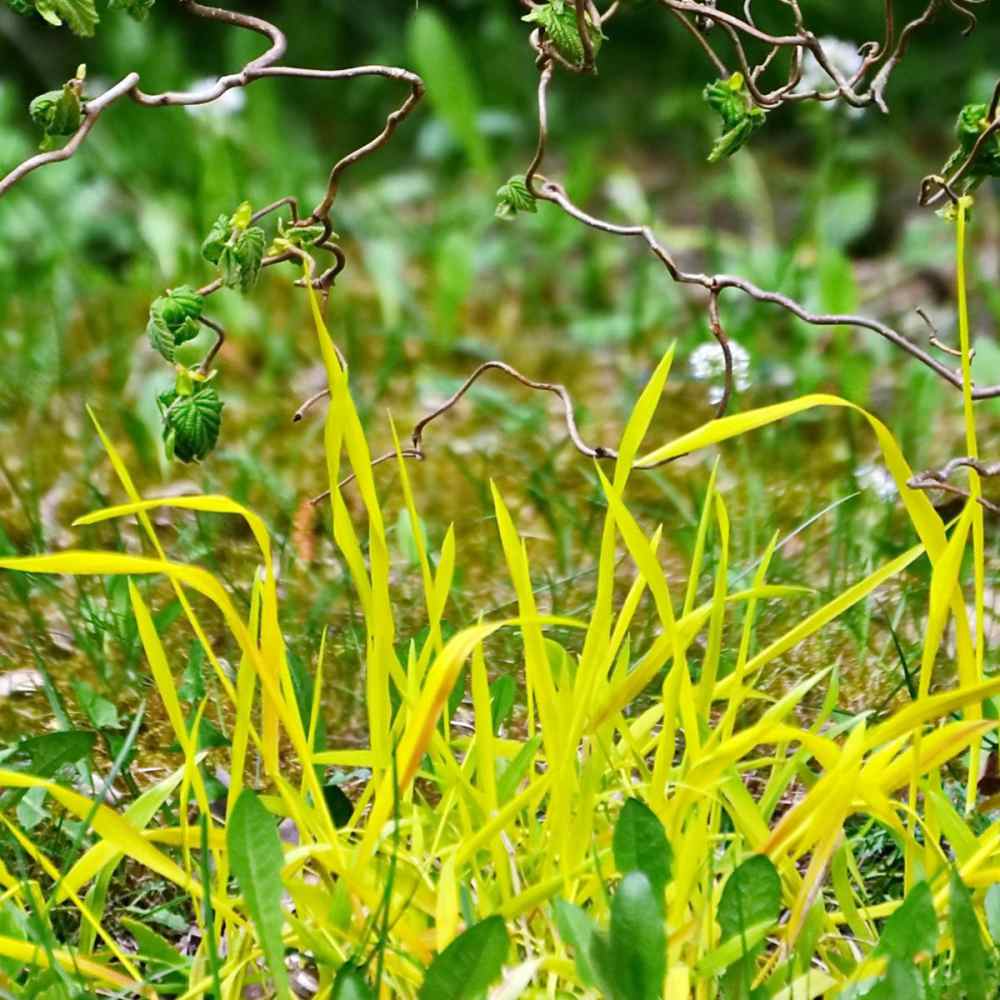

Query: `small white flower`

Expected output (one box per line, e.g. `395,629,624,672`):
856,462,897,501
183,78,246,119
689,340,751,405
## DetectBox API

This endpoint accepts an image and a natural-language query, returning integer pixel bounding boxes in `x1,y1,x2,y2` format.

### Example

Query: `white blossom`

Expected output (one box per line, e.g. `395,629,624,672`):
689,339,751,405
855,462,897,501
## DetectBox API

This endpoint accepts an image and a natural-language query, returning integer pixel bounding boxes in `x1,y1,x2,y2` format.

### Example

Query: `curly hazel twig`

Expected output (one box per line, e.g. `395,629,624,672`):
908,458,1000,515
305,355,728,505
521,3,1000,399
4,0,996,496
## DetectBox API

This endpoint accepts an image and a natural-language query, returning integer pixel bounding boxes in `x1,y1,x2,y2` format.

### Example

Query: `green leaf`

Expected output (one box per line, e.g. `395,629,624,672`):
865,957,926,1000
495,175,537,220
16,730,95,777
495,734,541,803
489,675,515,734
332,964,374,1000
950,871,988,1000
228,790,291,1000
704,73,766,163
33,0,97,33
71,680,120,730
718,855,781,941
201,214,231,265
418,915,508,1000
522,0,604,68
607,871,666,1000
877,881,937,961
218,226,265,292
612,799,672,896
119,916,188,974
408,9,490,172
159,385,223,463
234,226,265,292
553,898,599,988
146,287,204,362
29,82,83,150
985,883,1000,944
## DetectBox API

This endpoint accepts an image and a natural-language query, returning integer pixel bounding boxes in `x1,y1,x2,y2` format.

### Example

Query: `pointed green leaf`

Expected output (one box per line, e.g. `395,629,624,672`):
612,799,672,895
418,915,508,1000
228,790,290,1000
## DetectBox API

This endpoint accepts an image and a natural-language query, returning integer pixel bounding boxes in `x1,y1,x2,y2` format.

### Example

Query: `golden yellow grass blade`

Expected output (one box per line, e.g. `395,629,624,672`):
0,770,239,921
713,540,926,700
0,813,144,984
0,934,147,993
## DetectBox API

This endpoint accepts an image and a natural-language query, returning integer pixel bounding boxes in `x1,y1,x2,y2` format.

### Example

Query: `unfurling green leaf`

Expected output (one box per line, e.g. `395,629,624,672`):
230,200,254,231
704,72,766,162
218,226,266,292
32,0,98,34
202,214,232,266
29,80,83,150
495,175,537,220
202,204,266,293
277,219,327,250
940,101,1000,185
523,0,604,68
146,286,205,362
158,384,224,463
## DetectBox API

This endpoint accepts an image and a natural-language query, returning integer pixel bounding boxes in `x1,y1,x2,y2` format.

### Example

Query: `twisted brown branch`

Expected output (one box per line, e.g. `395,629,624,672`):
306,355,731,504
908,458,1000,514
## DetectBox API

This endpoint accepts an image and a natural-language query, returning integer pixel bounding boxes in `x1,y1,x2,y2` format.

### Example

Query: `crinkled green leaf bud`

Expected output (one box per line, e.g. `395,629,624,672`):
158,382,223,463
704,72,766,162
146,285,205,362
29,76,84,151
495,175,537,220
522,0,604,68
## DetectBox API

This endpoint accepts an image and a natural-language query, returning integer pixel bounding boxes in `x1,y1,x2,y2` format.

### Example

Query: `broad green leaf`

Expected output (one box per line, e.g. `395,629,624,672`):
553,898,599,988
228,790,291,1000
950,872,987,1000
985,883,1000,944
607,871,666,1000
71,680,120,730
16,730,95,778
418,915,508,1000
612,799,672,895
866,958,926,1000
332,964,374,1000
877,881,937,960
718,855,781,940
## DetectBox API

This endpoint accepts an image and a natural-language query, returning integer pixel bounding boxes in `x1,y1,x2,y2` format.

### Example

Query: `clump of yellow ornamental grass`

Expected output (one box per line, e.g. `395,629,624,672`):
0,203,997,998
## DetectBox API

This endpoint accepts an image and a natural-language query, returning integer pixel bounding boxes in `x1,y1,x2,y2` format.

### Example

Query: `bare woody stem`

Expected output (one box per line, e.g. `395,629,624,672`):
308,358,726,505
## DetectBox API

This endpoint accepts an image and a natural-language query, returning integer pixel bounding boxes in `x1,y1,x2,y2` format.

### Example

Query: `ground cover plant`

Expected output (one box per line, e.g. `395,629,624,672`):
1,1,1000,997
